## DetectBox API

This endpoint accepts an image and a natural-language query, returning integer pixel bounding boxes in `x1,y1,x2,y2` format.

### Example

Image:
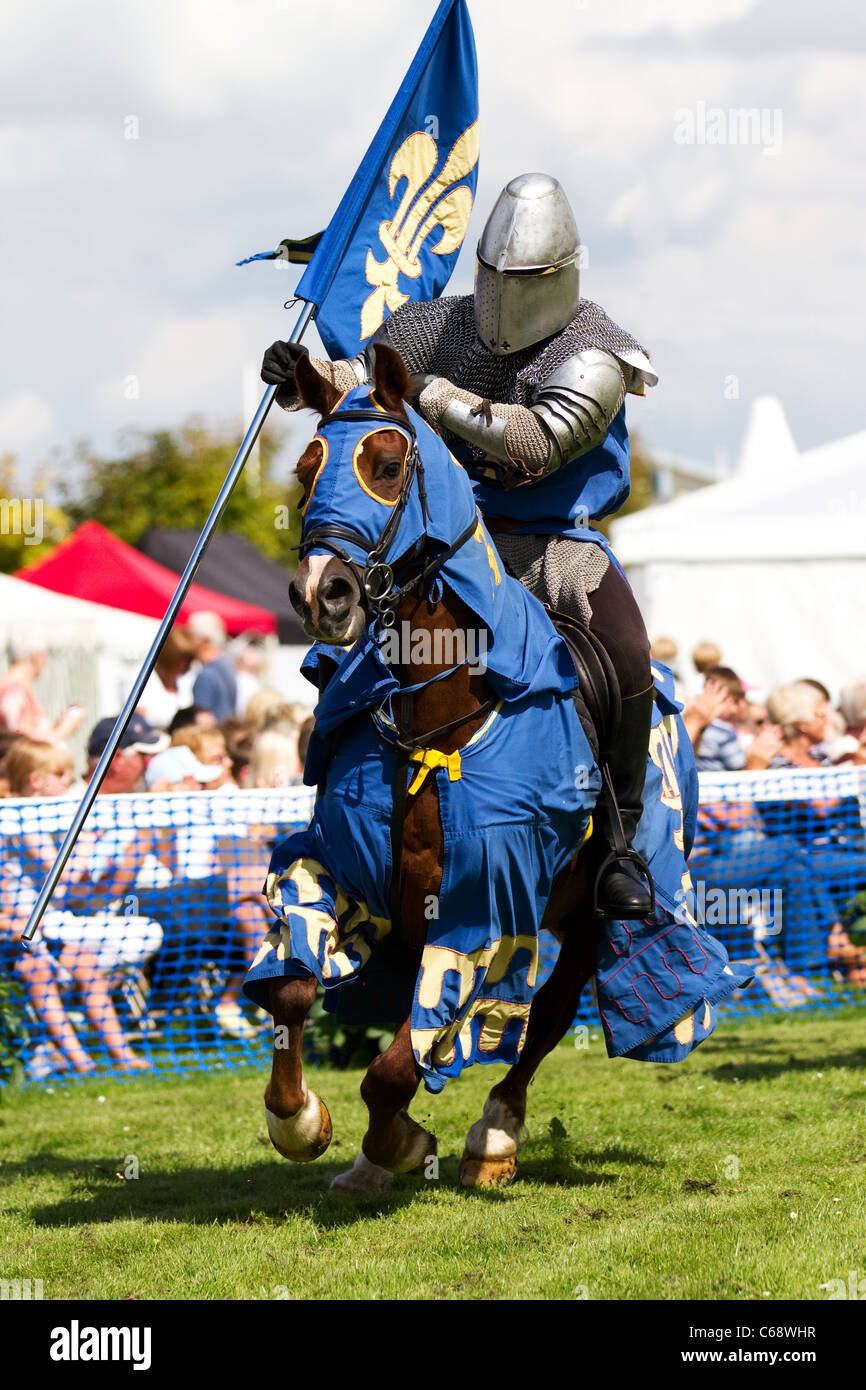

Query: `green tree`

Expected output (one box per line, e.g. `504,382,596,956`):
61,417,303,562
0,454,71,574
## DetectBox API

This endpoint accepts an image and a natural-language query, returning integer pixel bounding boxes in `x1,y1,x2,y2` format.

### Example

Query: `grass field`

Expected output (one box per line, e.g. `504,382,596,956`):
2,1008,865,1301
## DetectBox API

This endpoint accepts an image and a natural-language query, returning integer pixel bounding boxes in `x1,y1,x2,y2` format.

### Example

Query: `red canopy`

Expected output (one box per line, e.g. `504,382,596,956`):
15,521,277,636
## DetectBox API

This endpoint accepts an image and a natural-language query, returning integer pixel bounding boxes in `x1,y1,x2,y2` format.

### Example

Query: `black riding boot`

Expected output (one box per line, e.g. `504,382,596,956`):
591,684,656,920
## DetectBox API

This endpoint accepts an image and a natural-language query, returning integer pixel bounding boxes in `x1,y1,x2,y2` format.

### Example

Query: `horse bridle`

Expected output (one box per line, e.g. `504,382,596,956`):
296,406,478,630
296,403,494,934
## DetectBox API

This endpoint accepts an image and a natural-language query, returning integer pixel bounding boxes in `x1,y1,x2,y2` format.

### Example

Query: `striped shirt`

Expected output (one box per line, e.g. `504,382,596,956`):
695,719,747,772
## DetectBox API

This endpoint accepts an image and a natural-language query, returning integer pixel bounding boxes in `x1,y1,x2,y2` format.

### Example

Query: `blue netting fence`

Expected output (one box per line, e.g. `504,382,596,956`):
2,768,865,1085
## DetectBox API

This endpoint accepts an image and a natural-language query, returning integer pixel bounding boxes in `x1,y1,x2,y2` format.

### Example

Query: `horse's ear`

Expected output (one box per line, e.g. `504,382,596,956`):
372,342,411,412
295,353,342,417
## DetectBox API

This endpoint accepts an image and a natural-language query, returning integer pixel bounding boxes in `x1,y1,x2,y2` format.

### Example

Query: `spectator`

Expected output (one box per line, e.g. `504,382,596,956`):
0,730,26,796
230,633,265,717
0,740,164,1070
650,636,684,700
840,679,866,739
127,775,272,1041
650,635,678,668
797,677,833,704
5,739,74,798
737,700,768,751
839,679,866,766
0,632,86,744
144,745,225,793
766,682,837,768
683,666,783,773
86,713,169,793
170,725,234,788
220,718,256,787
297,714,315,768
687,640,722,697
0,912,151,1075
263,701,312,734
684,667,746,770
248,730,302,788
755,682,866,984
136,625,197,730
243,686,289,729
187,612,237,722
166,705,218,736
6,736,165,936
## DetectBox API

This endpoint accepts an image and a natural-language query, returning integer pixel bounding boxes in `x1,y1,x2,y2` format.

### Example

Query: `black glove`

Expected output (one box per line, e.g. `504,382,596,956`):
261,340,309,409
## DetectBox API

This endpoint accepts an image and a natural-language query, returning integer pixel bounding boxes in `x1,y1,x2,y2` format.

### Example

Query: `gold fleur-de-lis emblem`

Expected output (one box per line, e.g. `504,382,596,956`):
360,119,480,341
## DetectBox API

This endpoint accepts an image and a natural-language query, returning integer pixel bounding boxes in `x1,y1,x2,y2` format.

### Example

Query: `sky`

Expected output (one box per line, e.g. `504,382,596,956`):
2,0,864,497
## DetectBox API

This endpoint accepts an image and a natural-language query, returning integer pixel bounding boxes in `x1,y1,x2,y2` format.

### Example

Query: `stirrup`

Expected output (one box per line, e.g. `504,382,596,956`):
591,848,656,923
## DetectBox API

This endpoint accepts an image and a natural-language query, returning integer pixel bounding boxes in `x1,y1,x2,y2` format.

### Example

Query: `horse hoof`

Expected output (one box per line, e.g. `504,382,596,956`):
266,1091,332,1162
459,1155,518,1189
329,1153,395,1195
463,1097,527,1162
363,1113,437,1175
390,1115,437,1175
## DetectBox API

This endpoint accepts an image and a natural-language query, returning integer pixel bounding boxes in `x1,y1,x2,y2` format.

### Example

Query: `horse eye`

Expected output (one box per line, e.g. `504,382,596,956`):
381,460,402,480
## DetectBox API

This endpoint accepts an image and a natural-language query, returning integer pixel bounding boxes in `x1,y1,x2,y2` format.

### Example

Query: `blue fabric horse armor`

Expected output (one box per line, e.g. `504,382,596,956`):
243,386,751,1089
595,663,752,1062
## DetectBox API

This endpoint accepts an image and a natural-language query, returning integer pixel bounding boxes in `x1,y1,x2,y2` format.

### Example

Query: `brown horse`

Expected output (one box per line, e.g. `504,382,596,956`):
262,344,597,1193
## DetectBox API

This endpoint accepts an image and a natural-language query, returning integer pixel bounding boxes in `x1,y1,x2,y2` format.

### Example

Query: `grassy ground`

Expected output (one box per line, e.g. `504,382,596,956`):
1,1008,865,1301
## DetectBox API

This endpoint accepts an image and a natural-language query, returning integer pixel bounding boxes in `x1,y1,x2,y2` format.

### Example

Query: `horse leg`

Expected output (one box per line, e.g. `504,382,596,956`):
329,1020,436,1194
460,926,595,1188
263,973,333,1162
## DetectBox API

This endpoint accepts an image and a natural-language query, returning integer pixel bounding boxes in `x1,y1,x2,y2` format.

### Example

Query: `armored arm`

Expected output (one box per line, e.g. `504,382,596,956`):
416,349,635,481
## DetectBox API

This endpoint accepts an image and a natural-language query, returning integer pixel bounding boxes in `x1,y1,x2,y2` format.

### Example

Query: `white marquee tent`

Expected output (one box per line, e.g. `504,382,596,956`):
0,575,314,762
611,398,866,698
0,575,161,756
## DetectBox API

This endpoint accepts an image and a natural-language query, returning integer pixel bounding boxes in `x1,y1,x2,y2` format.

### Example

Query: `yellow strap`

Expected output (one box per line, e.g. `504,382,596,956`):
407,747,462,795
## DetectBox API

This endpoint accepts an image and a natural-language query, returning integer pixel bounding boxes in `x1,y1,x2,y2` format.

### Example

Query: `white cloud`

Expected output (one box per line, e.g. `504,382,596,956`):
0,390,55,453
1,0,864,477
91,299,278,430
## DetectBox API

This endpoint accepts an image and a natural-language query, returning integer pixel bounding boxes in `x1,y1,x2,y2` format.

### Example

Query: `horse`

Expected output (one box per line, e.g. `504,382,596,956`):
243,342,742,1194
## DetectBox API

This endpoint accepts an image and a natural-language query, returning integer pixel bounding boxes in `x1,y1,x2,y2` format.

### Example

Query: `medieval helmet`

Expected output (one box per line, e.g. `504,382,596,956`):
474,173,581,355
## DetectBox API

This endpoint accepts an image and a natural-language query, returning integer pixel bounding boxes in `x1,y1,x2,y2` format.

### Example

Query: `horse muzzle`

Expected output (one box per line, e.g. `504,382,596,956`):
289,553,365,644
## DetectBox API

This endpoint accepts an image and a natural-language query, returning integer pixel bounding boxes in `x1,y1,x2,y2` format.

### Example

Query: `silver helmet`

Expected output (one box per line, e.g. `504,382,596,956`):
474,173,581,356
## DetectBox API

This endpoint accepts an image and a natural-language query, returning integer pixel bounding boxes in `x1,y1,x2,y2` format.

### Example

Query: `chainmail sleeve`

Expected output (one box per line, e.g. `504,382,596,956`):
417,379,554,477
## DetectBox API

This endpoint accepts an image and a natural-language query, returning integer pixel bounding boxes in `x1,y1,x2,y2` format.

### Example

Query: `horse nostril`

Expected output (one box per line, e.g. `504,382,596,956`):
320,576,354,608
288,578,307,617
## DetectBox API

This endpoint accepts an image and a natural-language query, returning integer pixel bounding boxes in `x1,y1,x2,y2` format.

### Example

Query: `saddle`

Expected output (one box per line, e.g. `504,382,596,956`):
546,607,655,921
546,607,621,765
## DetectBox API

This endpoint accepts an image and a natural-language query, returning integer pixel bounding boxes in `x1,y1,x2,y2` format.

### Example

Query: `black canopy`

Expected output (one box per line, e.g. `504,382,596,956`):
136,529,307,644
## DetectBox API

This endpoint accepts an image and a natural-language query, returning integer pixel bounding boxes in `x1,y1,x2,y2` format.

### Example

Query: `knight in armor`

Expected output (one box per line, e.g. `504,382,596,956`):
263,173,656,919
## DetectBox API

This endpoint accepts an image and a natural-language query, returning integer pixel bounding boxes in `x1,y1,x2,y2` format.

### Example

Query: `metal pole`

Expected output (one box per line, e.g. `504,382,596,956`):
19,298,315,948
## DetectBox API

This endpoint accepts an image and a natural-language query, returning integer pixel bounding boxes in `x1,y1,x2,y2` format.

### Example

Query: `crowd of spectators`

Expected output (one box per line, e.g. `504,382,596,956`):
651,636,866,996
2,611,865,1077
0,612,315,1077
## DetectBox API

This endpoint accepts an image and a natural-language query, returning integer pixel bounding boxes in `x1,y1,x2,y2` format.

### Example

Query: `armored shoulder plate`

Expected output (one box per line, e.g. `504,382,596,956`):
531,349,629,465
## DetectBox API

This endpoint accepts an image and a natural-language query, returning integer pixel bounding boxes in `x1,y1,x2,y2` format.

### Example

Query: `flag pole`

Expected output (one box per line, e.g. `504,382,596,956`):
19,298,316,948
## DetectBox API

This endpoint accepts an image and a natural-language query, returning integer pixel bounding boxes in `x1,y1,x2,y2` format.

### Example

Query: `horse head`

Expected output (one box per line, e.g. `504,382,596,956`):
289,344,421,645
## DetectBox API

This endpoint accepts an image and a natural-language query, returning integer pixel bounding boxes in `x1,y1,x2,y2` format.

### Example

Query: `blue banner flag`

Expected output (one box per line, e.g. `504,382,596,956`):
290,0,478,359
